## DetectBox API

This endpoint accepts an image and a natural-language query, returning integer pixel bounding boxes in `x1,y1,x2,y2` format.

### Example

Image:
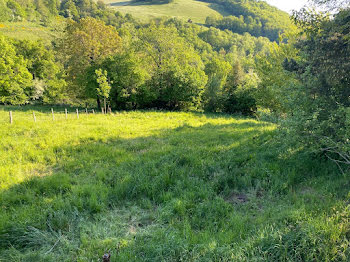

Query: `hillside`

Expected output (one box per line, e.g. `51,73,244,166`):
104,0,229,23
0,0,292,42
106,0,293,41
0,21,62,42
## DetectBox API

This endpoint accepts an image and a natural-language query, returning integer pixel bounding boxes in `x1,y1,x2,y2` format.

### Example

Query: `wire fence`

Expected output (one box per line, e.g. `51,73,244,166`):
3,107,113,124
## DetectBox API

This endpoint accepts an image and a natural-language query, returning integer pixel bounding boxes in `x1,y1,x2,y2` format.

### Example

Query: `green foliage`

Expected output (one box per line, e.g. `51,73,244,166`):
255,36,300,112
0,35,32,104
288,7,350,166
0,0,10,22
0,34,67,105
223,61,258,115
14,39,64,82
84,24,207,110
95,68,111,111
60,0,79,19
6,0,26,21
204,0,294,41
138,24,208,110
95,69,111,100
203,58,231,112
86,53,148,110
59,17,122,98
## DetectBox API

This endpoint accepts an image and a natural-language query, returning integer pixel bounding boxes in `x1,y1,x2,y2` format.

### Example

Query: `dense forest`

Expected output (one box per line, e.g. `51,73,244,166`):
204,0,293,41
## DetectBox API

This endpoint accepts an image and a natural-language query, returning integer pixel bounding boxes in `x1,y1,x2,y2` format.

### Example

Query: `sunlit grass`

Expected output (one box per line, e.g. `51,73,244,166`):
0,106,270,190
0,20,63,42
0,106,349,261
106,0,229,23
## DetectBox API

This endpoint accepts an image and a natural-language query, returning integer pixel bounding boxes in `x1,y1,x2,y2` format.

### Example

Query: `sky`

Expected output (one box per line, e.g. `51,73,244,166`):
265,0,309,13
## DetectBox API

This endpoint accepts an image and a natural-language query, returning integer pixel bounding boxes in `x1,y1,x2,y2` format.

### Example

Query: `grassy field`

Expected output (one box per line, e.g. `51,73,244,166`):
0,106,349,261
106,0,229,23
0,20,64,42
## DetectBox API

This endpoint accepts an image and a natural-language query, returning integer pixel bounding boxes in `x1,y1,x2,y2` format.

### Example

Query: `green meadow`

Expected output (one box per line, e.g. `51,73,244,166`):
0,106,349,261
0,21,61,42
106,0,229,23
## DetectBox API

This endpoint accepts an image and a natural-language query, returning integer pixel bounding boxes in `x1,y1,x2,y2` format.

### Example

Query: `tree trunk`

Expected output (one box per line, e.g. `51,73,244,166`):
104,98,107,114
97,97,101,110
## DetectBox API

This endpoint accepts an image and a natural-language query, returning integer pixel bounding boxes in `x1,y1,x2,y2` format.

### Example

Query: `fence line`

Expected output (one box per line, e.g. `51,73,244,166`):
6,108,112,124
9,111,13,124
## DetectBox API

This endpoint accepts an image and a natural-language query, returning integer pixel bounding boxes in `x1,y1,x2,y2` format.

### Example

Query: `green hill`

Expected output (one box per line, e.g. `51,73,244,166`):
104,0,229,23
106,0,293,41
0,21,61,42
0,0,292,41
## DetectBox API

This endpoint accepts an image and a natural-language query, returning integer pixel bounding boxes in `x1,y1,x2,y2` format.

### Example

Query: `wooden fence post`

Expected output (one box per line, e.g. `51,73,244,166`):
33,111,36,123
51,108,54,121
85,108,88,114
9,111,12,124
76,109,79,119
65,108,68,120
92,109,95,114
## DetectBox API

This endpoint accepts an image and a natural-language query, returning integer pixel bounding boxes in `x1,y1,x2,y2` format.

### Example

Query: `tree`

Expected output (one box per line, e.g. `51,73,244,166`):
60,0,79,19
222,60,257,115
310,0,350,10
7,0,26,21
203,58,231,112
255,36,300,112
14,39,68,104
0,0,10,22
137,24,207,110
0,35,32,105
95,69,111,112
85,52,149,110
59,17,122,105
289,4,350,167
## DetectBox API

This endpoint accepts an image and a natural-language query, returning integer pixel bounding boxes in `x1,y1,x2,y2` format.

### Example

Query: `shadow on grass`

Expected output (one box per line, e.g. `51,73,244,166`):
109,0,132,6
0,120,346,260
195,0,231,17
125,0,172,6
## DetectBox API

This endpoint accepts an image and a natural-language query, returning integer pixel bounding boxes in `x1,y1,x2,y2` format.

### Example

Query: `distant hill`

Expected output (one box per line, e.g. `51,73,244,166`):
105,0,293,41
0,0,293,42
104,0,229,23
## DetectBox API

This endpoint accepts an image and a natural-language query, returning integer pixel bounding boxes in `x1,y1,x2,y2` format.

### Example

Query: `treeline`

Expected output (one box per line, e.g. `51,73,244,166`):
58,17,273,113
0,0,293,42
0,35,66,105
203,0,293,41
0,11,275,114
0,0,134,26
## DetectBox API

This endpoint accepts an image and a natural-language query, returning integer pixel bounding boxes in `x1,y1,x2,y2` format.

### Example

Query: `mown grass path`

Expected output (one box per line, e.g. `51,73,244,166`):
0,107,349,261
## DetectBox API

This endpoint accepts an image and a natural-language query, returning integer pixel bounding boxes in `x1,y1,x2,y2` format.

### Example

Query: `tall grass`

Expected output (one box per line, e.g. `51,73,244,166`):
0,106,349,261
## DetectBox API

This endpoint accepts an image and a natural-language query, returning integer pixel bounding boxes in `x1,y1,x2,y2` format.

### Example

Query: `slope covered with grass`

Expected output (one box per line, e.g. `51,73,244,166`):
0,21,62,42
0,106,349,261
105,0,229,23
